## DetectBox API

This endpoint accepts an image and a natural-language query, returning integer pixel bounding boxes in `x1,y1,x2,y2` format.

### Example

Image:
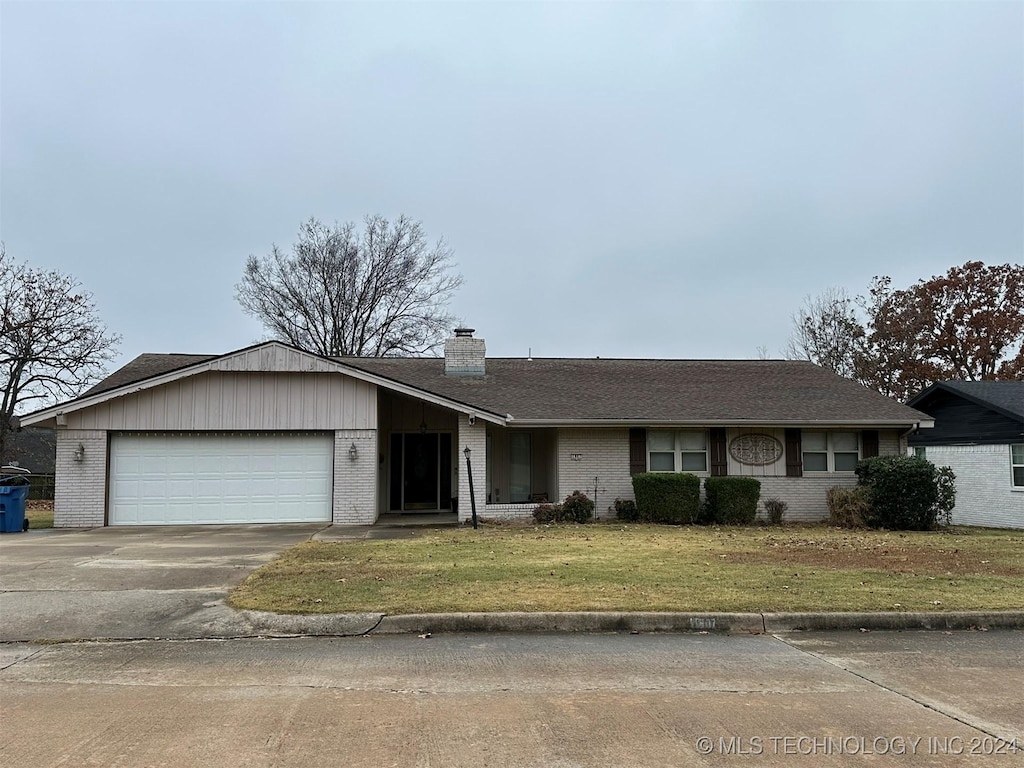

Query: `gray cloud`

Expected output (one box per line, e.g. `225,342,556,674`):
2,1,1020,366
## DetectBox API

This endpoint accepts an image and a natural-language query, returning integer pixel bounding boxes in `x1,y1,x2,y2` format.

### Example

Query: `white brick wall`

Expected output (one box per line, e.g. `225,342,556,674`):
914,444,1024,530
332,430,378,525
54,430,108,528
444,336,486,376
756,475,859,522
456,416,487,522
556,428,633,520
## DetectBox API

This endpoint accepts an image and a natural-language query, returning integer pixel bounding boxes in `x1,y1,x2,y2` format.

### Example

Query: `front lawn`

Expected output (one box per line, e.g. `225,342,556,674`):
25,500,54,529
227,524,1024,615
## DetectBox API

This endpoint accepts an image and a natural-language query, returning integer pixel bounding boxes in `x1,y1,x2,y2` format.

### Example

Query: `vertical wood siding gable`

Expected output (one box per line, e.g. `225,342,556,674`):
785,428,803,477
709,428,728,476
628,428,647,475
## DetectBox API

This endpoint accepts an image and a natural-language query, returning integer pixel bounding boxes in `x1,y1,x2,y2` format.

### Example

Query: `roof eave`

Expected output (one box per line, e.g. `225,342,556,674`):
508,418,935,429
19,341,508,428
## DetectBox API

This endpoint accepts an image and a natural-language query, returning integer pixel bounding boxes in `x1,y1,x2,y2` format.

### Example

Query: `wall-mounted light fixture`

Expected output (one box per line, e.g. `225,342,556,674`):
349,442,358,460
72,442,86,463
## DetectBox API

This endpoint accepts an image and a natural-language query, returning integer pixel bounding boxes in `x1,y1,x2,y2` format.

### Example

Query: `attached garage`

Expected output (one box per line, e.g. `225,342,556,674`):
109,433,334,525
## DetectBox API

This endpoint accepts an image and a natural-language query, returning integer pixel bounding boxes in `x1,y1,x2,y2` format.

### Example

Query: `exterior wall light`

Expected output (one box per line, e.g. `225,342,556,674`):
349,442,358,460
72,442,86,463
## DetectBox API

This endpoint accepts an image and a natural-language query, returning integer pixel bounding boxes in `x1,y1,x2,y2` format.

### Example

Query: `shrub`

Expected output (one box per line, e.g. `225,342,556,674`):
561,490,595,523
613,497,639,522
763,497,788,525
855,455,947,530
703,477,761,525
935,465,957,527
532,503,562,524
827,486,870,528
631,473,701,524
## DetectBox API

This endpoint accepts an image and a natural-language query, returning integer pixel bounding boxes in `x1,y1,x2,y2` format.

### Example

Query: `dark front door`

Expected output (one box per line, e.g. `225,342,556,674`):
390,433,452,512
403,433,438,510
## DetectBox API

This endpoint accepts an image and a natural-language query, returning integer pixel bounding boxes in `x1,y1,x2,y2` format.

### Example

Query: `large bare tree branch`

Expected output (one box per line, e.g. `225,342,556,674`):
236,216,463,358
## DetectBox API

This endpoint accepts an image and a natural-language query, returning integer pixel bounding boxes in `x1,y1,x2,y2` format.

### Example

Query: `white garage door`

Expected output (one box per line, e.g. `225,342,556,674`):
109,433,334,525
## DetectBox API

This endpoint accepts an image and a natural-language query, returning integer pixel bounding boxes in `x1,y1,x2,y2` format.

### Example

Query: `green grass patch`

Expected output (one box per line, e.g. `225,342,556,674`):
228,524,1024,615
25,504,54,529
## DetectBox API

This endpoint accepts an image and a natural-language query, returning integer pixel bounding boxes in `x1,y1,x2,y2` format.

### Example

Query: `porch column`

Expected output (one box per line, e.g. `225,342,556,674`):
457,414,487,523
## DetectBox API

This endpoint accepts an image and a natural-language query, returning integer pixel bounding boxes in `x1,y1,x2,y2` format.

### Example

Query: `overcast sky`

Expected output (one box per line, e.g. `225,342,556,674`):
2,1,1021,370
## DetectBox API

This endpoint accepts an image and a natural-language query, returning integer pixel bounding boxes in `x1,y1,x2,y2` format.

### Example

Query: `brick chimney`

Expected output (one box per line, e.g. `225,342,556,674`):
444,328,485,377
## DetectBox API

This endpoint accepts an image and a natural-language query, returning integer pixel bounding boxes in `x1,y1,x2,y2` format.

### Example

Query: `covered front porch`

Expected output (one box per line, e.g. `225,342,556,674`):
376,391,556,521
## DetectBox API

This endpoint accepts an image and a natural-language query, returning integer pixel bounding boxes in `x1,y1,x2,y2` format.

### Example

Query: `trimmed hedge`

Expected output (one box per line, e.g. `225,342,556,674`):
631,473,701,524
855,455,954,530
703,477,761,525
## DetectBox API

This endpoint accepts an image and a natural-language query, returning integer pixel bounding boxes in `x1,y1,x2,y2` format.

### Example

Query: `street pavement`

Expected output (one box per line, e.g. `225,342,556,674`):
2,630,1022,767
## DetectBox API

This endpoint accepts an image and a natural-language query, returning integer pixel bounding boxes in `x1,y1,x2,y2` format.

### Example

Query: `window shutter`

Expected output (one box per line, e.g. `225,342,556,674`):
629,428,647,476
862,430,879,458
785,429,803,477
709,428,728,476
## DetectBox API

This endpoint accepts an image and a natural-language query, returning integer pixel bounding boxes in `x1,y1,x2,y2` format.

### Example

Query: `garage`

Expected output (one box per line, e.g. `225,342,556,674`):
109,433,334,525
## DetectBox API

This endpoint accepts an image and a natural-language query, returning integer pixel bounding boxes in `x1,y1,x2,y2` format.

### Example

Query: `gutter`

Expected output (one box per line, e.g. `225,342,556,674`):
508,418,936,429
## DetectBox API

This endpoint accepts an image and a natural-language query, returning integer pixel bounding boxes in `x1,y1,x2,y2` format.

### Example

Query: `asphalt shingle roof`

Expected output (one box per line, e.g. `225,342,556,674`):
82,350,930,425
914,381,1024,422
343,357,929,423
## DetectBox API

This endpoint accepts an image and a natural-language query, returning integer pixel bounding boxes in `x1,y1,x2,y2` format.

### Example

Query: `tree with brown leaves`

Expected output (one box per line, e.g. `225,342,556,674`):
787,261,1023,401
859,261,1023,400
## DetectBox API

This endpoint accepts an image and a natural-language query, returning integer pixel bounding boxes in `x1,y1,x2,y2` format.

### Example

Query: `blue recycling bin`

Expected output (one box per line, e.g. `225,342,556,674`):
0,484,30,533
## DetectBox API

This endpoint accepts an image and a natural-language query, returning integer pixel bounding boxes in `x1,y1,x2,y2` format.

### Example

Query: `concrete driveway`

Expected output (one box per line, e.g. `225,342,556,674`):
0,524,324,641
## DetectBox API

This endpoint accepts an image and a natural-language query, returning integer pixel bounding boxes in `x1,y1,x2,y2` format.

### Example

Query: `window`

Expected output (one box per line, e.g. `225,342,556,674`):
648,430,708,473
802,431,859,472
1012,444,1024,488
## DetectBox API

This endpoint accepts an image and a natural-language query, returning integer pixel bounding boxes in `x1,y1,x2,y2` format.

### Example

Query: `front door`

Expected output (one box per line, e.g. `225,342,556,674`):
390,433,452,512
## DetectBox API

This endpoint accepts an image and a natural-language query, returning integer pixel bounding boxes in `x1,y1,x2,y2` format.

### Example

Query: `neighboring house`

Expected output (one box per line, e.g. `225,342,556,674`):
3,427,57,474
907,381,1024,530
22,329,932,528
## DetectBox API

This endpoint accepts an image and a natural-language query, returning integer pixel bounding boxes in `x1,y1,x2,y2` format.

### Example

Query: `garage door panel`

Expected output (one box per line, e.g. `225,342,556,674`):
110,434,334,525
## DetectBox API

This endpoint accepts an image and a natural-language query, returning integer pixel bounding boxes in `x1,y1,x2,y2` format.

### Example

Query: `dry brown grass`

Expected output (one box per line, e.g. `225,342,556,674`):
229,524,1024,615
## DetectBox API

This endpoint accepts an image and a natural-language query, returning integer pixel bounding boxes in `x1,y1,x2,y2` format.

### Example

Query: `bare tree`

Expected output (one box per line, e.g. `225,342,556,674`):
784,286,865,380
0,246,120,462
237,216,463,357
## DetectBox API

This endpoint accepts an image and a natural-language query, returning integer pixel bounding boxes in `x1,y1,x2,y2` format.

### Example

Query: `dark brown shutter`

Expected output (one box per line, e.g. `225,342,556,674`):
862,429,879,458
785,428,803,477
629,428,647,475
709,428,728,476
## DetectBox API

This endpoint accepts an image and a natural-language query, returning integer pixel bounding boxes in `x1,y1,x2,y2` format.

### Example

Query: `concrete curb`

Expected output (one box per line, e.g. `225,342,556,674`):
376,612,765,635
763,611,1024,633
235,610,1024,637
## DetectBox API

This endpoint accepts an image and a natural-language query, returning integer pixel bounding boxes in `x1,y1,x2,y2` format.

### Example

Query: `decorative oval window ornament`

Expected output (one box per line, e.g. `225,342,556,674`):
729,434,783,466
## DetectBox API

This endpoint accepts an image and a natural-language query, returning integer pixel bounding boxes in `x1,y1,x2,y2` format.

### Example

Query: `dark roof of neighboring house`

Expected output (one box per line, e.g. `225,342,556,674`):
3,427,56,473
909,381,1024,423
83,349,930,424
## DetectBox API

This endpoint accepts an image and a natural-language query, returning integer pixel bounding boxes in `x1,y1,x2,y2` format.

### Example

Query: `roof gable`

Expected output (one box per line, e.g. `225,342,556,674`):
20,341,505,427
909,381,1024,424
